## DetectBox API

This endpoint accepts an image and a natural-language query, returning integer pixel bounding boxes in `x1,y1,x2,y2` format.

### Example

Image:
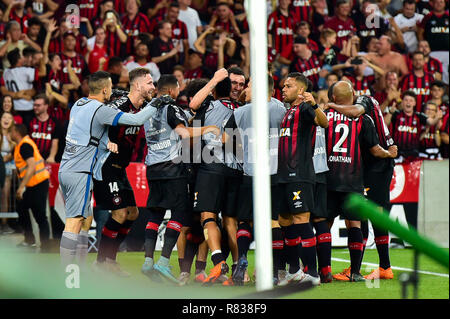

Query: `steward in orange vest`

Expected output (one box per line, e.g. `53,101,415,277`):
11,124,50,250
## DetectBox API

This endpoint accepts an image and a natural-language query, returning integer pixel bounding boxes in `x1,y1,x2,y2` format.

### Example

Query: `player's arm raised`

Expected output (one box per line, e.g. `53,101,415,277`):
189,68,228,111
302,91,328,128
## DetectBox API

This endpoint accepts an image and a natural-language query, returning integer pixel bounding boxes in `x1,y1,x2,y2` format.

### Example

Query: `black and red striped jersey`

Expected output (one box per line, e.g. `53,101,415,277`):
149,37,176,74
28,116,62,159
204,51,219,72
48,105,69,123
121,13,151,56
278,102,316,184
267,9,295,55
324,109,379,193
59,53,90,84
440,113,449,159
347,75,375,97
407,55,443,75
217,98,242,111
290,0,313,24
9,10,32,34
418,10,449,52
400,72,434,113
419,123,440,157
49,34,87,55
289,54,322,89
113,0,125,14
439,102,449,117
214,19,241,39
355,95,395,173
45,65,64,94
105,29,123,57
0,23,6,41
390,110,428,158
78,0,100,20
184,66,211,81
323,16,356,50
106,97,141,168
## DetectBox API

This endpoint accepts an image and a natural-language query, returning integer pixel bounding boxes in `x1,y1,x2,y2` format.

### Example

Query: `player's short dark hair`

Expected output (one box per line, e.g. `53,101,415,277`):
336,0,349,7
431,80,446,89
268,74,274,93
227,66,245,78
7,48,21,67
13,124,28,137
88,71,111,94
326,72,339,81
137,33,152,47
129,67,151,84
306,78,313,93
215,77,232,99
298,21,311,29
287,72,309,88
157,74,179,91
185,78,209,99
403,90,417,100
33,93,50,105
169,1,180,8
173,65,185,73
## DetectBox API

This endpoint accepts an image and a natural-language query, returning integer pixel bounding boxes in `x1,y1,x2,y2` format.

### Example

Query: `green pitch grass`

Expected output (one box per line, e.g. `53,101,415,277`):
0,248,448,299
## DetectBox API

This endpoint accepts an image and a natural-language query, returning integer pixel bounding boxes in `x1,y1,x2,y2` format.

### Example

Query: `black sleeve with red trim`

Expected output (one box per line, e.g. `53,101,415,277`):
360,115,380,149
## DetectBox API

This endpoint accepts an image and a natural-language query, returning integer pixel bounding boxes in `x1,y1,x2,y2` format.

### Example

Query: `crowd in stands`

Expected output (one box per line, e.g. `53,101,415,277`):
0,0,448,211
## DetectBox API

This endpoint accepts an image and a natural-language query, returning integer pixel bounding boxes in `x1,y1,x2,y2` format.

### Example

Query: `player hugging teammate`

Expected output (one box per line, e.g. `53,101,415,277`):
60,65,399,286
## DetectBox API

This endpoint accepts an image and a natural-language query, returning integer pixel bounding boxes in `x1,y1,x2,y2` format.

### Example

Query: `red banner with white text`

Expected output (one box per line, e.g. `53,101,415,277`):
47,160,423,207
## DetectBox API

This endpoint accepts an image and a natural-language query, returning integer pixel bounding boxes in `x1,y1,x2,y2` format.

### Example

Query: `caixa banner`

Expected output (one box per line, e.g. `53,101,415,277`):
47,161,422,207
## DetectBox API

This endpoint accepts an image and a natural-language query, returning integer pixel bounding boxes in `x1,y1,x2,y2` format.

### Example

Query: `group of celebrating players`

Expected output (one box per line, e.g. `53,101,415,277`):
58,62,401,287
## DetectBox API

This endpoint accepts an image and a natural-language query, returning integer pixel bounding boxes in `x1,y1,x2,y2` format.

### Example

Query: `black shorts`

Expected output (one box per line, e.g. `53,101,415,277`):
193,170,242,216
276,181,314,215
364,167,394,211
327,190,361,221
93,167,136,210
312,181,328,219
236,176,280,222
147,178,190,213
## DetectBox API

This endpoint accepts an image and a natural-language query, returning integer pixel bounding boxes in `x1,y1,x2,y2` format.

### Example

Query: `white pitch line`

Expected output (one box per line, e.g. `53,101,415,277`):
331,257,449,278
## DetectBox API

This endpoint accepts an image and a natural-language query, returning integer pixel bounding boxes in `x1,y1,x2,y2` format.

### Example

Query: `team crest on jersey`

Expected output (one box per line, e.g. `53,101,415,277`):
33,124,39,129
112,195,122,206
431,20,436,25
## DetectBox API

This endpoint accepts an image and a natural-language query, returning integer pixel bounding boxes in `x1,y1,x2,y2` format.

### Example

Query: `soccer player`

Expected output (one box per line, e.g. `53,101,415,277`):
58,71,162,269
326,82,398,280
92,68,156,276
141,74,220,283
276,72,328,286
188,68,243,285
233,75,287,285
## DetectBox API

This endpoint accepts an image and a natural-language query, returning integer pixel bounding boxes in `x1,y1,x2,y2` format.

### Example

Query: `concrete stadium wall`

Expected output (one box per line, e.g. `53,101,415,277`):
418,160,449,248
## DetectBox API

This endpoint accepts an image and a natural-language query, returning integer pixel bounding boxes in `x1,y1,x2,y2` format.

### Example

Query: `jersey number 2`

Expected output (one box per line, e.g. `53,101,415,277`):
333,123,349,153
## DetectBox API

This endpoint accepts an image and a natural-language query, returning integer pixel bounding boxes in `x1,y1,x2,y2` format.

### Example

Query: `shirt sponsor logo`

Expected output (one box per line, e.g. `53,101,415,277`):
337,30,352,37
150,140,172,151
280,127,291,137
293,0,310,6
277,27,293,35
303,67,321,78
31,132,52,140
397,125,418,134
431,27,449,34
409,88,430,96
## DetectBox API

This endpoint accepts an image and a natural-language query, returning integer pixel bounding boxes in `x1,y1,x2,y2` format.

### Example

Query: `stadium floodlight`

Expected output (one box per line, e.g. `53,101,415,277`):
244,0,273,291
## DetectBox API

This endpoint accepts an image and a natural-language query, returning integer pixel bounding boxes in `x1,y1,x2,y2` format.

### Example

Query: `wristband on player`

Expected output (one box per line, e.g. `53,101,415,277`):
312,104,319,110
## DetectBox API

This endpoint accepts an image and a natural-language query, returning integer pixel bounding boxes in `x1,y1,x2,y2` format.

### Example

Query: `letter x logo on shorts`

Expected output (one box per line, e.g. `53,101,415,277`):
292,191,301,201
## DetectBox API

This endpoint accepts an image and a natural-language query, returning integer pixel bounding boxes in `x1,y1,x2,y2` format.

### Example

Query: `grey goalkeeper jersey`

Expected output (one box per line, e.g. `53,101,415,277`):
60,97,158,175
312,126,329,175
234,98,286,176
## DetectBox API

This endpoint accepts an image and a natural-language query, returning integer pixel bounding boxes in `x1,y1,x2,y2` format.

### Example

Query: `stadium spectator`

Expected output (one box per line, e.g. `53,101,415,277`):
1,95,23,124
2,0,32,34
323,0,356,51
121,0,151,57
150,20,180,75
125,42,161,82
296,21,319,53
342,56,386,96
317,72,339,105
400,51,434,113
48,19,87,56
173,65,188,108
208,1,242,41
440,113,449,159
374,71,402,113
1,47,37,126
267,0,294,57
91,0,114,30
177,0,203,50
419,101,442,160
289,36,323,91
310,0,328,39
394,0,424,53
429,80,449,116
11,123,50,251
25,0,56,19
365,35,409,90
106,56,129,89
0,20,35,69
290,0,313,24
86,27,109,74
25,17,44,50
317,28,340,68
58,31,89,86
28,93,61,163
385,90,443,162
102,10,128,58
414,40,443,81
183,49,212,81
417,0,449,83
0,111,16,234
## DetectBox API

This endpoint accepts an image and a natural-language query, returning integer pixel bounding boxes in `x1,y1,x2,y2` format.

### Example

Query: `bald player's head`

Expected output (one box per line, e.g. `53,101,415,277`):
330,81,354,105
